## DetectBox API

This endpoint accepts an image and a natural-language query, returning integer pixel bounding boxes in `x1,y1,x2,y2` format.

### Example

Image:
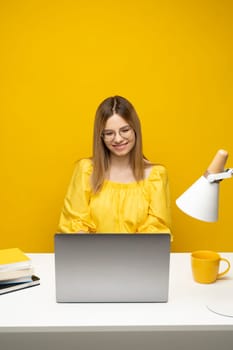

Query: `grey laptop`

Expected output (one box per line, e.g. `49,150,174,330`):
54,233,170,303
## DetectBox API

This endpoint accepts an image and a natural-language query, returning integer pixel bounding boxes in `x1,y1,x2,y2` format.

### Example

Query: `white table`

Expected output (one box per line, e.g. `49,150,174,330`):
1,253,233,350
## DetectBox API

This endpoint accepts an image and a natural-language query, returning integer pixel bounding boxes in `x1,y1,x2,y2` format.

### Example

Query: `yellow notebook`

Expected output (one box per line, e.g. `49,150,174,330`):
0,248,31,271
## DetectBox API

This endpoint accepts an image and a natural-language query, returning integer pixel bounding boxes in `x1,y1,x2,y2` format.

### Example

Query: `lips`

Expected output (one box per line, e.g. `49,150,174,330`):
112,142,128,150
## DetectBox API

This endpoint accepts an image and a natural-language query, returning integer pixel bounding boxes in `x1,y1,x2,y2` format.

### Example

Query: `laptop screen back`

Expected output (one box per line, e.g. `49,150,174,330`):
54,233,170,303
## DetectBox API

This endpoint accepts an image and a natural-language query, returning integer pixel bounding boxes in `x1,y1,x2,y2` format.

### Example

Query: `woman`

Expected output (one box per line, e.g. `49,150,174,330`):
58,95,172,235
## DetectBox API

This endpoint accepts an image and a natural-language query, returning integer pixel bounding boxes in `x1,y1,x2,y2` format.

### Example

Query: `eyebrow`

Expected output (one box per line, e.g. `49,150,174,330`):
103,125,130,131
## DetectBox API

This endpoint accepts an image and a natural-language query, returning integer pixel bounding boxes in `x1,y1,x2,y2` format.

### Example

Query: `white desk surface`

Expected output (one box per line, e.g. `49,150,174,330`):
1,253,233,332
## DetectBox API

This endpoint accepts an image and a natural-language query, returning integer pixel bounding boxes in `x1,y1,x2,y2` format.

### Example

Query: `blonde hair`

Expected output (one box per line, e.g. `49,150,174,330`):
91,95,149,192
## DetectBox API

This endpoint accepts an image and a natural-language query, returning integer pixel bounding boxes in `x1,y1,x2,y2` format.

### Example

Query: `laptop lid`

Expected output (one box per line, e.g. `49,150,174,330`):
54,233,170,303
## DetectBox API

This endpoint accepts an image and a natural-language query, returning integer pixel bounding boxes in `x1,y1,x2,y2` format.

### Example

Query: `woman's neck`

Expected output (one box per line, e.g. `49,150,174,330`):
109,154,131,168
107,155,135,183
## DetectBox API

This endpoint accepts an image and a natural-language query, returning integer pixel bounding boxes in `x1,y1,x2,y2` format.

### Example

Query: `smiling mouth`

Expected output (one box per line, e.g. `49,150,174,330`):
112,142,128,148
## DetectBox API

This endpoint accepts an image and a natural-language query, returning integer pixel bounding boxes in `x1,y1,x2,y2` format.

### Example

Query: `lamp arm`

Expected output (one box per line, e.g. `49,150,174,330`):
207,168,233,183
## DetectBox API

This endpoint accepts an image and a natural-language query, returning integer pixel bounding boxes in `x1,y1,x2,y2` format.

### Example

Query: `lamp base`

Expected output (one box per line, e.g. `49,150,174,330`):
207,302,233,318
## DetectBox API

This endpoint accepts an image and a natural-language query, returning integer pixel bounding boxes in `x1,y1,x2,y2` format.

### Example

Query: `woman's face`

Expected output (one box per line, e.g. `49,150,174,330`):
102,114,136,158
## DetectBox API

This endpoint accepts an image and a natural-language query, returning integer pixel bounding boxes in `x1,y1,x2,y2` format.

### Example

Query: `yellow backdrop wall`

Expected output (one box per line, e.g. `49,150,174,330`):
1,0,233,252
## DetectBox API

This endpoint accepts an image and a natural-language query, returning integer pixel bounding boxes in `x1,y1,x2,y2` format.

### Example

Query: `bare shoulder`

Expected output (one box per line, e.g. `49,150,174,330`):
144,160,167,179
144,165,153,178
143,159,153,179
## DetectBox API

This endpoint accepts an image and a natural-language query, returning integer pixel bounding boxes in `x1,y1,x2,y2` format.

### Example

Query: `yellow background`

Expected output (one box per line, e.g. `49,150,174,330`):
1,0,232,252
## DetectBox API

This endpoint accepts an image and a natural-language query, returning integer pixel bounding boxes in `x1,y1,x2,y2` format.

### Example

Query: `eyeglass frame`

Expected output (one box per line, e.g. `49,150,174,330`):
101,125,134,142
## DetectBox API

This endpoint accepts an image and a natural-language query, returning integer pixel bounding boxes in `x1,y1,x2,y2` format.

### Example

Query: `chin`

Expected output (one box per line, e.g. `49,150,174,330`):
112,151,130,157
111,147,133,157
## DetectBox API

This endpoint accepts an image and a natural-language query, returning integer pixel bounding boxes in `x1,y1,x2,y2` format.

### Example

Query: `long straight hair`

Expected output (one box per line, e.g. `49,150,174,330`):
92,96,149,193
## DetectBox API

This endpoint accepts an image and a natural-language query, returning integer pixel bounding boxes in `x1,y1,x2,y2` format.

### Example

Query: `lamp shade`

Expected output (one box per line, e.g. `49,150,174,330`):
176,176,219,222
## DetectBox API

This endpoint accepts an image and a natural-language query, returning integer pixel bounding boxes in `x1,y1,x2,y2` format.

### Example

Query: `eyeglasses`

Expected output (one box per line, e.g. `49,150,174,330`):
101,125,133,142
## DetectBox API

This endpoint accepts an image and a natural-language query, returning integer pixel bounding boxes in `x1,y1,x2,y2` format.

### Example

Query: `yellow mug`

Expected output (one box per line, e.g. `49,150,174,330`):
191,250,231,284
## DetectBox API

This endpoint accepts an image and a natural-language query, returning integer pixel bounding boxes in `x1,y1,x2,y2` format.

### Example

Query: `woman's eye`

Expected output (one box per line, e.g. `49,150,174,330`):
121,128,130,133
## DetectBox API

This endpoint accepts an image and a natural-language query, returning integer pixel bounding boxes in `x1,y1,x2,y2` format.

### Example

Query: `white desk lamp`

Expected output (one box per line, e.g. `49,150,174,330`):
176,149,233,317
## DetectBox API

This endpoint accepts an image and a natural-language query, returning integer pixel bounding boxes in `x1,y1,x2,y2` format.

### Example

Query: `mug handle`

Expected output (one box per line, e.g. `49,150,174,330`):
217,258,231,278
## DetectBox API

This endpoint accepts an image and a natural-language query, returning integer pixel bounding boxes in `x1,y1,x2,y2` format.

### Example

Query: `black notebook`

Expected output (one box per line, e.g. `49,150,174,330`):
0,275,40,295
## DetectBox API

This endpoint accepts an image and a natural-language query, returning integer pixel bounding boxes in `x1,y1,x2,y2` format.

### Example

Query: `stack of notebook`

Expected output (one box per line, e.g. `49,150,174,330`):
0,248,40,295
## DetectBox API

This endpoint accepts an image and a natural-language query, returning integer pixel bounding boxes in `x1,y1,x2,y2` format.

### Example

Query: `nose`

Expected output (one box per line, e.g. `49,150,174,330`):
113,131,124,143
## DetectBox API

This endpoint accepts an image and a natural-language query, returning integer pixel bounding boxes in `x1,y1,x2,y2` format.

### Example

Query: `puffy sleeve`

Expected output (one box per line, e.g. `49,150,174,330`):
137,165,172,238
58,159,96,233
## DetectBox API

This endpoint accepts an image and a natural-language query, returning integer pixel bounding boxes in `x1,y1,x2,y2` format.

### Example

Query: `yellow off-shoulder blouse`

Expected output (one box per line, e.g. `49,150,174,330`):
58,158,172,235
